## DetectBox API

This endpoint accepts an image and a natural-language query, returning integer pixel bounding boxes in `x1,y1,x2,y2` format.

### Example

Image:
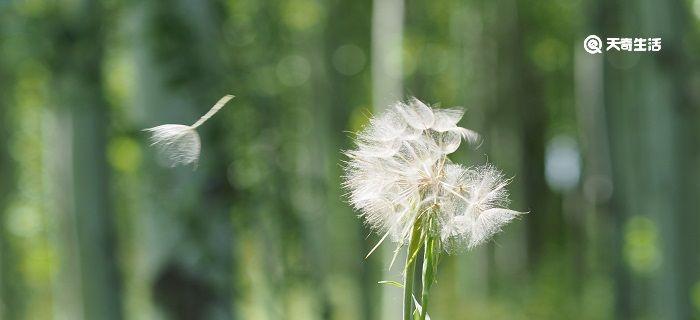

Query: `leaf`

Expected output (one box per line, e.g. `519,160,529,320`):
412,295,431,320
377,280,404,288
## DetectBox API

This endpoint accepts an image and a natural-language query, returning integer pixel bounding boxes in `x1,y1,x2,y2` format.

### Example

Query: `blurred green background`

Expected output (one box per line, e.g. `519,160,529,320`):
1,0,699,319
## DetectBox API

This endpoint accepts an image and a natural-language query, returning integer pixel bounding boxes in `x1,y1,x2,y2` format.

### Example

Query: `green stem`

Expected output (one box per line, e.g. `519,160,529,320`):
403,222,422,320
419,235,435,320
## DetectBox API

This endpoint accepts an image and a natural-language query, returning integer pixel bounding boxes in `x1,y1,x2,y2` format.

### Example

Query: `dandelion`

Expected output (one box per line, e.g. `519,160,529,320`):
144,95,234,167
342,97,524,320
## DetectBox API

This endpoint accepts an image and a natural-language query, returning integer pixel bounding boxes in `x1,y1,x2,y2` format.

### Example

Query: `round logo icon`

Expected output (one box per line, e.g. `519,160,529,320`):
584,35,603,54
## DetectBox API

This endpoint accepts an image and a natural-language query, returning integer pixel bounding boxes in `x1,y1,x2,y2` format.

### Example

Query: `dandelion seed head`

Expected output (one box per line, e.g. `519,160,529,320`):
343,97,523,251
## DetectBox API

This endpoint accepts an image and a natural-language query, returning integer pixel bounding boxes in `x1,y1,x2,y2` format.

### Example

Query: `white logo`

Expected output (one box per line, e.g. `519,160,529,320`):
584,35,603,54
584,35,661,54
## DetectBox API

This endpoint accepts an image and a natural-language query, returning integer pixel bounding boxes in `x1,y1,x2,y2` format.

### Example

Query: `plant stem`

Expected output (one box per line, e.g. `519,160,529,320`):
403,222,422,320
419,235,435,320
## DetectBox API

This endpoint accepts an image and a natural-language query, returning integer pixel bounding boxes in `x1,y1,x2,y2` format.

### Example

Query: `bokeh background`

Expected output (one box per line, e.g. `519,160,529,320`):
1,0,699,319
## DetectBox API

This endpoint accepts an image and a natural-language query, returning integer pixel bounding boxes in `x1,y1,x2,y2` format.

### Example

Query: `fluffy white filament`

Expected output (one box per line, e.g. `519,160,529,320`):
343,98,523,251
144,95,234,167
